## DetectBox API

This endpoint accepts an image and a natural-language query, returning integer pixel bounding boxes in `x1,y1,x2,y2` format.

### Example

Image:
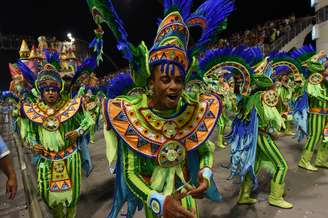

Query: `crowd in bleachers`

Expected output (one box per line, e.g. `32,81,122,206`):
211,15,298,49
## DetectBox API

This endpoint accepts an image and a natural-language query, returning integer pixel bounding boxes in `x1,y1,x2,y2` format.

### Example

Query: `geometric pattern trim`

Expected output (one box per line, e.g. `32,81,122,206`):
22,97,82,126
107,94,222,157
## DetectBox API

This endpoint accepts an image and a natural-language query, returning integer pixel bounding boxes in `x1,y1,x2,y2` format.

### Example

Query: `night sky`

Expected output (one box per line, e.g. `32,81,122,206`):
0,0,314,90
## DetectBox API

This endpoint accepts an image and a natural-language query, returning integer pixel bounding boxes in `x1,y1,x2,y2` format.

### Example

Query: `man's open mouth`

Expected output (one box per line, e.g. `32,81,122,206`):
167,94,178,101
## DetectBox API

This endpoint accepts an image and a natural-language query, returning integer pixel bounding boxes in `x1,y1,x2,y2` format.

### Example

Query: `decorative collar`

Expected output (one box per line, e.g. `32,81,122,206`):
22,97,82,131
104,94,222,158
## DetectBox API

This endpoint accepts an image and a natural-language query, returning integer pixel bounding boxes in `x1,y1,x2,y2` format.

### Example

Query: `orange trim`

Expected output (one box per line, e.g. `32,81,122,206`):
107,94,221,157
23,97,82,125
309,108,328,113
35,144,77,160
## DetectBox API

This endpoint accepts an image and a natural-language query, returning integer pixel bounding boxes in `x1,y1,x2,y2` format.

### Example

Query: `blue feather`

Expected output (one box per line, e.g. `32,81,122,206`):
89,36,104,64
106,142,142,218
290,45,315,60
187,0,234,54
44,49,61,67
16,60,36,85
199,46,254,73
104,0,132,62
246,46,264,66
70,56,97,88
163,0,193,20
1,91,19,103
107,72,134,99
293,92,308,142
226,108,258,188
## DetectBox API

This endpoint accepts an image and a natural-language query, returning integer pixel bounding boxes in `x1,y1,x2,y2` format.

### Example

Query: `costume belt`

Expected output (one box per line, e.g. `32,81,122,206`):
34,144,77,160
309,108,328,115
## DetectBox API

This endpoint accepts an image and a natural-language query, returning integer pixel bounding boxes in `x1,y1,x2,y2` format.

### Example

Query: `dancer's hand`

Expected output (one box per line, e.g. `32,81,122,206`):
186,170,209,199
65,130,79,143
6,173,17,200
163,195,196,218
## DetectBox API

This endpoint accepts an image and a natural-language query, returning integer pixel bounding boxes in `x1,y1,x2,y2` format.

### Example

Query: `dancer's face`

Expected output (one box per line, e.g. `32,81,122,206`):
41,81,60,106
149,64,184,110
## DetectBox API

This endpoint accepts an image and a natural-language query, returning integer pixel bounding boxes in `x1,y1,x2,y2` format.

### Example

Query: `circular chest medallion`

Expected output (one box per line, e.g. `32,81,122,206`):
43,116,60,131
309,73,323,85
263,90,279,107
157,141,186,168
162,121,177,138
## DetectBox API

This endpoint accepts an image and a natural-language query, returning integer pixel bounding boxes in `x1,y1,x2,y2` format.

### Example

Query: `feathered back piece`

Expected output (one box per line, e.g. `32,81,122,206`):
186,0,234,55
269,51,304,82
290,45,316,64
198,46,253,96
16,60,37,86
70,56,97,89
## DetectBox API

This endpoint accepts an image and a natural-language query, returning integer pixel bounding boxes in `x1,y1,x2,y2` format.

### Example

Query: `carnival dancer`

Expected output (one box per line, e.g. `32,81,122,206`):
199,46,293,209
19,63,94,217
269,51,306,137
86,0,234,217
204,70,236,148
290,46,328,171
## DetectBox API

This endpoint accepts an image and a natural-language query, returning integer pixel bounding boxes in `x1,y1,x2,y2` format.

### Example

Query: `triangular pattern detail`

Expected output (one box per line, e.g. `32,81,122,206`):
205,110,215,119
114,111,128,121
179,138,186,146
137,136,149,148
197,121,208,132
61,182,70,190
55,154,63,160
125,125,137,136
188,132,198,142
68,106,75,111
51,183,59,191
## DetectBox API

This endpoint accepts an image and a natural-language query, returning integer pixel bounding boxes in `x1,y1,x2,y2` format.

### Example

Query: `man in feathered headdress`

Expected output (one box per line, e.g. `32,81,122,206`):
86,0,234,217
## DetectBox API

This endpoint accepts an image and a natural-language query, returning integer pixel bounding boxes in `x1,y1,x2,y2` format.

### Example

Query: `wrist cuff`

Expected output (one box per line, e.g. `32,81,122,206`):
201,167,213,187
147,191,165,216
76,127,85,136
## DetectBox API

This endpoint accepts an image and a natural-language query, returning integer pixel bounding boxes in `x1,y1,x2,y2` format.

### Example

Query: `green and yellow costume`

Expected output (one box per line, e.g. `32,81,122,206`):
86,0,235,216
103,93,222,217
299,60,328,171
19,64,94,218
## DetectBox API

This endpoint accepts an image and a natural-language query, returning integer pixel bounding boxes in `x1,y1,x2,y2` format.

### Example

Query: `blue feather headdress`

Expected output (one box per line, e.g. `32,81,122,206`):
70,56,97,88
86,0,234,88
44,49,61,70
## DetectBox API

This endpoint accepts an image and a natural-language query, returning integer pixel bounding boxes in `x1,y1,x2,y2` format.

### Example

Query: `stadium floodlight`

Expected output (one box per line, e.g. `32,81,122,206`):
67,33,75,43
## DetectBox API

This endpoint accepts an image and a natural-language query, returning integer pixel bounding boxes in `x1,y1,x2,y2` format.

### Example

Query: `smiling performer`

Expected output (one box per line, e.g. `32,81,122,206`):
86,0,234,217
19,63,94,218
